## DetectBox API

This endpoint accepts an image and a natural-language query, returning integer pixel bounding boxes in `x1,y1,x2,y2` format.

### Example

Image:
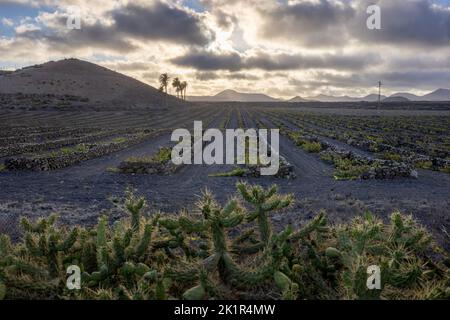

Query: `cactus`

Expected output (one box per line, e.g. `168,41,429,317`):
325,247,342,259
83,194,155,288
20,214,79,278
0,282,5,300
237,182,293,246
274,271,291,291
125,189,146,232
335,212,448,300
0,215,79,299
196,190,244,283
183,284,205,300
0,185,447,300
187,189,293,293
274,271,299,300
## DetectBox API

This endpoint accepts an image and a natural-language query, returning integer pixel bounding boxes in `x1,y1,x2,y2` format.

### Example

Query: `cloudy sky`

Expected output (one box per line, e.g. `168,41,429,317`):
1,0,450,98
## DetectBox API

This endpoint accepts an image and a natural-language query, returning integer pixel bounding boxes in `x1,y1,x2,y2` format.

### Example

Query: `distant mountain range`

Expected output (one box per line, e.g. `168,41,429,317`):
304,89,450,102
288,96,310,103
420,88,450,101
188,89,280,102
305,93,388,103
189,88,450,103
389,92,421,100
383,96,410,103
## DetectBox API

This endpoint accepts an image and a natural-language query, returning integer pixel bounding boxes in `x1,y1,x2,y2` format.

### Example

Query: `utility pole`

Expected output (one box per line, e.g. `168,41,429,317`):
378,81,382,109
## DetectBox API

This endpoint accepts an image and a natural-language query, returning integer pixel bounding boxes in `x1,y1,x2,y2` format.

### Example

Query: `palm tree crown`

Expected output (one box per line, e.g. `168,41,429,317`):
172,77,181,98
180,81,188,100
159,73,170,94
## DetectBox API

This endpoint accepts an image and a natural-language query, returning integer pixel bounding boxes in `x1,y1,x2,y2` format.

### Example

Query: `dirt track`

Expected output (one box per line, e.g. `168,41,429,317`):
0,104,449,249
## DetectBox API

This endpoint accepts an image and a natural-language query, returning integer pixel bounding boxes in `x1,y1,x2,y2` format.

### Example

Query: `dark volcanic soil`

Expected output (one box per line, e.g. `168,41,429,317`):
0,104,449,250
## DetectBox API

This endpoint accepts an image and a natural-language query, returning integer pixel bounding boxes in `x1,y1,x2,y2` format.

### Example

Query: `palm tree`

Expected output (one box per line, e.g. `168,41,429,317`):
159,73,170,94
172,77,181,98
180,81,188,100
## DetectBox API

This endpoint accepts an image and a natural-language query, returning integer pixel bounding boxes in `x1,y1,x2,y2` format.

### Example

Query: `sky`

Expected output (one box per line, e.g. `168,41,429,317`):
1,0,450,98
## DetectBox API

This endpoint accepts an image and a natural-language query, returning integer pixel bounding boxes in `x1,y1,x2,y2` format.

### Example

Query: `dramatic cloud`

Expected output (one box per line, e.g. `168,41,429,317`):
351,0,450,47
172,50,381,71
1,0,450,98
257,0,450,48
18,21,137,53
259,0,355,47
289,69,450,92
195,71,261,81
172,51,242,71
112,3,214,46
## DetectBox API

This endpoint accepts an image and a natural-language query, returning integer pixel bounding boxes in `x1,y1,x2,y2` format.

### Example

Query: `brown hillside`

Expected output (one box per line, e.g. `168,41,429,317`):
0,58,185,109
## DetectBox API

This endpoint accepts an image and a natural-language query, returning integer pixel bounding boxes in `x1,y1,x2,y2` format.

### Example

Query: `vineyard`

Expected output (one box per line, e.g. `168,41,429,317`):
0,101,449,300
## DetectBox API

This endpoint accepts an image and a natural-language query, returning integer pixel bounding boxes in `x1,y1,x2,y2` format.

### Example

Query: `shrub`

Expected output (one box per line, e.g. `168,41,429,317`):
48,144,90,158
61,144,89,156
440,166,450,174
333,158,370,181
287,132,308,146
112,137,128,144
209,167,247,177
106,166,120,173
287,131,322,153
303,141,322,153
415,160,433,170
382,152,402,162
151,147,172,164
125,155,154,163
126,147,172,165
320,151,338,164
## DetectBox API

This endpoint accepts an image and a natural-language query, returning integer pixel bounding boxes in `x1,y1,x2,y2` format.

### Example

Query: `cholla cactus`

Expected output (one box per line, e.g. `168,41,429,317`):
125,189,146,232
82,192,201,299
157,212,206,259
274,270,299,300
82,193,156,288
237,182,293,246
21,214,79,274
0,214,79,299
196,189,244,283
0,185,448,300
274,212,338,300
0,235,11,300
181,190,296,296
182,269,218,300
336,212,448,300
